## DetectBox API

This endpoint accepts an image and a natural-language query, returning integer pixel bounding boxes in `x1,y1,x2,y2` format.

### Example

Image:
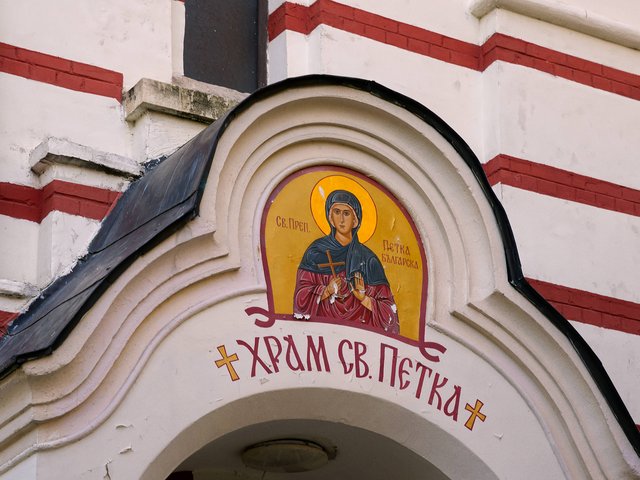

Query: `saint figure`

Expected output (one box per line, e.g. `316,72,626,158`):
293,189,399,334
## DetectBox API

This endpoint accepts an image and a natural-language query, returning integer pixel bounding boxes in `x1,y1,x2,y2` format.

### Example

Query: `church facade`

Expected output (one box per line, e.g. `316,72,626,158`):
0,1,639,478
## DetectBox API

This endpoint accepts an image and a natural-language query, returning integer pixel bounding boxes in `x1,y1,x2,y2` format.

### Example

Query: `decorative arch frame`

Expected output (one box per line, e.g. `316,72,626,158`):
0,76,637,479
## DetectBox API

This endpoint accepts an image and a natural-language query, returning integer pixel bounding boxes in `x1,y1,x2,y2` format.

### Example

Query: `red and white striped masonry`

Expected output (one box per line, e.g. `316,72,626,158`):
528,279,640,336
0,181,121,332
1,5,638,337
483,155,640,218
0,42,123,100
268,0,640,101
0,44,122,329
0,44,124,223
0,181,121,224
481,156,640,334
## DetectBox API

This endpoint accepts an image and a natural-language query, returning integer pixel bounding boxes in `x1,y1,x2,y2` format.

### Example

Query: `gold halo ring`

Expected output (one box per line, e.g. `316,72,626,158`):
310,175,377,243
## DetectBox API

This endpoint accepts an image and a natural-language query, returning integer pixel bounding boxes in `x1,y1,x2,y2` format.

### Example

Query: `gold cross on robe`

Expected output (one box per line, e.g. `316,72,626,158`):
317,250,345,277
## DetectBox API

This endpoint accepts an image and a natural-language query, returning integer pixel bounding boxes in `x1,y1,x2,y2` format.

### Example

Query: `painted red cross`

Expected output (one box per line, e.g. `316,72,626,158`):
464,399,487,431
215,345,240,381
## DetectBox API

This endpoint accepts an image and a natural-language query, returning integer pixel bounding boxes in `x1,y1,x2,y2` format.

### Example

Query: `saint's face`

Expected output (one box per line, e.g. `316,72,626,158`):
329,203,358,237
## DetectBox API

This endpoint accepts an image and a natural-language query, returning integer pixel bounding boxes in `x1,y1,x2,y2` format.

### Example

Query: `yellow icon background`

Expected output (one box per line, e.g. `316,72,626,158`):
263,168,427,340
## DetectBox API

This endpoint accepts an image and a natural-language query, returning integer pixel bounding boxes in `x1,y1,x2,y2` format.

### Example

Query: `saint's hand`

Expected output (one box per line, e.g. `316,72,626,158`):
321,276,342,300
351,272,367,301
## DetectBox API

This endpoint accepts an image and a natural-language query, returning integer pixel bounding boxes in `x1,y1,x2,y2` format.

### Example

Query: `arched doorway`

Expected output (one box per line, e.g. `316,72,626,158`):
172,419,448,479
145,388,497,480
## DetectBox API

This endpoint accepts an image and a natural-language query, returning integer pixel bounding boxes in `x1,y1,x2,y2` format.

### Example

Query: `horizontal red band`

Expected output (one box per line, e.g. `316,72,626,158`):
0,311,18,337
0,42,123,100
483,154,640,217
269,1,640,101
528,278,640,336
481,33,640,100
268,0,481,70
0,181,120,223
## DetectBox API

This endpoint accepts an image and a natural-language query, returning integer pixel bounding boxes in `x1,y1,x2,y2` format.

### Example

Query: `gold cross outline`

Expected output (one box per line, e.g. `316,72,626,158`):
215,345,240,381
464,399,487,431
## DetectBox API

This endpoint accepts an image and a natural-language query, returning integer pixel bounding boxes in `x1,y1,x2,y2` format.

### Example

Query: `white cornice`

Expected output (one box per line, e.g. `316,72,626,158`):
469,0,640,51
30,137,141,178
0,279,39,299
122,77,247,124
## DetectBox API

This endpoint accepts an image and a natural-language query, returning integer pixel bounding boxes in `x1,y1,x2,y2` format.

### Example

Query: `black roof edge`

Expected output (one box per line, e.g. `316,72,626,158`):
0,202,200,381
1,74,637,456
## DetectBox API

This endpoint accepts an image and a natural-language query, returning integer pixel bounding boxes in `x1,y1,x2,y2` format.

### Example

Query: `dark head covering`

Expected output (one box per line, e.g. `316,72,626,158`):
325,189,362,235
298,189,388,285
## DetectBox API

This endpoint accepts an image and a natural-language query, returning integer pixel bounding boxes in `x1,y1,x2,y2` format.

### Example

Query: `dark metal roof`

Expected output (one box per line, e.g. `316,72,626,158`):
0,75,638,456
0,109,231,377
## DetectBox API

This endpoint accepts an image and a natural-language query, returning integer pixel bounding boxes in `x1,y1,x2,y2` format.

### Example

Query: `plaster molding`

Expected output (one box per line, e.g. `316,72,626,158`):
469,0,640,50
448,294,617,477
29,137,140,178
0,280,39,299
123,77,247,124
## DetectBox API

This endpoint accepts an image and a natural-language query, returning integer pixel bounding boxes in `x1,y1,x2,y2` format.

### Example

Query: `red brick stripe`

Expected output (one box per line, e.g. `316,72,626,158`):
0,42,123,100
0,181,120,223
0,311,18,336
268,0,481,70
528,278,640,336
269,1,640,101
481,33,640,100
483,154,640,217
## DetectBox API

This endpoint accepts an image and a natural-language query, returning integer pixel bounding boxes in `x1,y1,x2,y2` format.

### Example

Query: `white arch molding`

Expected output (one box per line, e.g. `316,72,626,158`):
0,77,637,479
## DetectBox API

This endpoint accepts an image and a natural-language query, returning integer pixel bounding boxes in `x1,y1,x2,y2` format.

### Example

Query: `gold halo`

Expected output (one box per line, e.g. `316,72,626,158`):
310,175,377,243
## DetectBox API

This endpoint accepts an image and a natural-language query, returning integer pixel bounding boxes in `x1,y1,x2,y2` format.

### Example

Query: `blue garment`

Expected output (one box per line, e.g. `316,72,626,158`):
298,190,389,286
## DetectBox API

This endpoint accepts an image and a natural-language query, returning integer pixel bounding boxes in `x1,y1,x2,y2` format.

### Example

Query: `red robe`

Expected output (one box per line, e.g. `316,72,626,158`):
294,269,399,334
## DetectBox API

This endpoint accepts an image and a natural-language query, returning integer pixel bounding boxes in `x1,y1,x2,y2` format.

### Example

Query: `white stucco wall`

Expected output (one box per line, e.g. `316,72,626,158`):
484,62,640,187
0,74,130,188
572,321,640,422
0,218,39,289
499,185,640,304
0,0,174,89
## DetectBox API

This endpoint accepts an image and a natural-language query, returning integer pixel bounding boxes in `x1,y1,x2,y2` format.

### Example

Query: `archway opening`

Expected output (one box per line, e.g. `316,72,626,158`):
170,419,449,479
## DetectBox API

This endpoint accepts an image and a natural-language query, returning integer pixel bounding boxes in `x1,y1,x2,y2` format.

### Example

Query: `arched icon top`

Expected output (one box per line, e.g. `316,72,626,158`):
261,166,428,341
